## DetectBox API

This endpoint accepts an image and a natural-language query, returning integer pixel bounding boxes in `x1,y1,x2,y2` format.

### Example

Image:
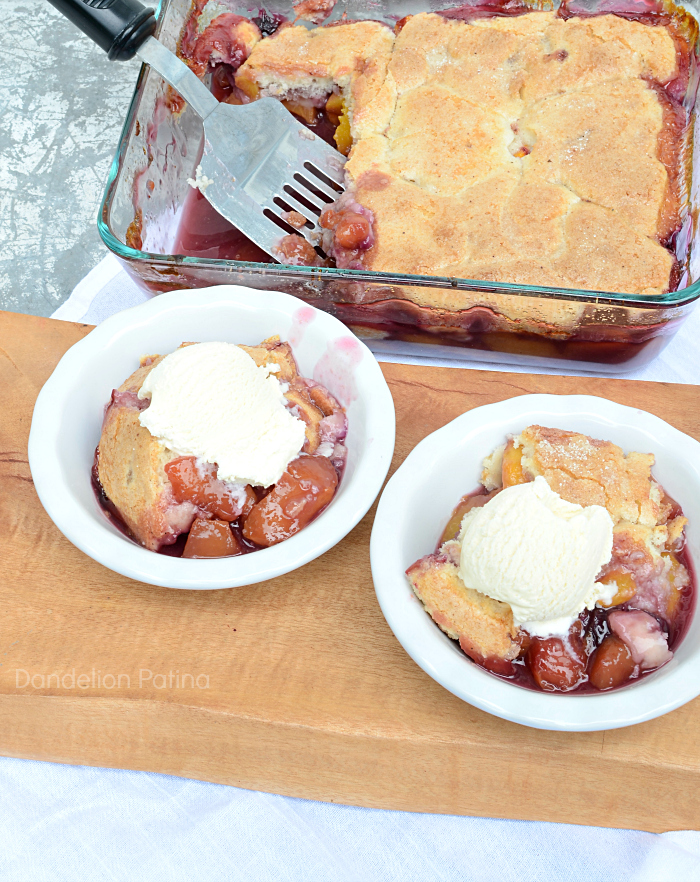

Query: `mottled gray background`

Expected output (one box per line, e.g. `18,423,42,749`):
0,0,140,316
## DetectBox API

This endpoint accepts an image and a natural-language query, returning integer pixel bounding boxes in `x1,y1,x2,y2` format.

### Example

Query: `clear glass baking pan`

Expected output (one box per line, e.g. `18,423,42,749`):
98,0,700,372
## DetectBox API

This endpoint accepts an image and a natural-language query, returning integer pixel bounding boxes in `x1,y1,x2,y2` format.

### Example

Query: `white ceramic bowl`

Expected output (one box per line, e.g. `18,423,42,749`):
29,286,395,589
370,394,700,731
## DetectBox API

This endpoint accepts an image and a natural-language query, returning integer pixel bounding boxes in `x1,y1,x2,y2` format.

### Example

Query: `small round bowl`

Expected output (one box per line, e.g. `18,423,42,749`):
29,286,395,589
370,394,700,732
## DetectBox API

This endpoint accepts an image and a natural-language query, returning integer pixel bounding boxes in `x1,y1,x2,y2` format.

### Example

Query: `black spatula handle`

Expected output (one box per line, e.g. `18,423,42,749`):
47,0,156,61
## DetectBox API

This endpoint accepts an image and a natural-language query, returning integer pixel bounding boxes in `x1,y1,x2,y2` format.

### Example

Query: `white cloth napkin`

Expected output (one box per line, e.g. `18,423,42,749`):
1,757,700,882
10,255,693,881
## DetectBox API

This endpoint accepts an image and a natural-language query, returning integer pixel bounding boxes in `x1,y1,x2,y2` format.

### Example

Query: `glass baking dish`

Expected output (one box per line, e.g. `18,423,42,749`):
98,0,700,372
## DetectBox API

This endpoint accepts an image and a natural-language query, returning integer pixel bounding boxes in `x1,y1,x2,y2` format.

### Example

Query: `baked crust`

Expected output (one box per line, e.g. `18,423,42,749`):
352,12,679,294
97,355,185,552
235,21,396,140
512,425,666,528
239,11,685,299
406,549,521,666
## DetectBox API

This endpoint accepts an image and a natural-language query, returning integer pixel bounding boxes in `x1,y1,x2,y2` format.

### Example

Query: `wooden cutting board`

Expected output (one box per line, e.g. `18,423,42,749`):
2,309,700,833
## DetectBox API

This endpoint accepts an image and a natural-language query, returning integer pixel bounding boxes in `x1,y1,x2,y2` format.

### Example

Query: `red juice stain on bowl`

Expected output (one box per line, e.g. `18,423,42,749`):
289,306,316,348
313,337,363,406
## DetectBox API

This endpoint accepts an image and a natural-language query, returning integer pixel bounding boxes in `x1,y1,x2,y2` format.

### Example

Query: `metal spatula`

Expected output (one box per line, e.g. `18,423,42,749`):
48,0,346,259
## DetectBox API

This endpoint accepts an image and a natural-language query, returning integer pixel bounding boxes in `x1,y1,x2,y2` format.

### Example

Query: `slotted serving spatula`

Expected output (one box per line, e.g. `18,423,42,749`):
48,0,346,258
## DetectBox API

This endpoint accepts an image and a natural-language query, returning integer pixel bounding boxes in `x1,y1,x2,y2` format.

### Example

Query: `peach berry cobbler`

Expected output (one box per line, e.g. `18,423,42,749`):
176,6,689,297
406,426,694,693
93,337,347,558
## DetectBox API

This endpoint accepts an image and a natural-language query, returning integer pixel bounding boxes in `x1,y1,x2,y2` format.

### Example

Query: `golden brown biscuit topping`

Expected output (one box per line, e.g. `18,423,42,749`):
238,11,686,295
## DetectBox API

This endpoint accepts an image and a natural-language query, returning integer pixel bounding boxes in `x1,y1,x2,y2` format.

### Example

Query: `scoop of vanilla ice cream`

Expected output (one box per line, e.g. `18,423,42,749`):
457,476,615,636
138,342,306,487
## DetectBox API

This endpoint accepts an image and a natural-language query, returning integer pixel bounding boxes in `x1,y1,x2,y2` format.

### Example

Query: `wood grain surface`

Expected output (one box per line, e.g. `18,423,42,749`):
2,309,700,833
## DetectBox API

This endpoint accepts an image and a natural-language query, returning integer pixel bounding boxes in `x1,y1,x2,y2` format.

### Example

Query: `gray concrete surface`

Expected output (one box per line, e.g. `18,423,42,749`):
0,0,140,316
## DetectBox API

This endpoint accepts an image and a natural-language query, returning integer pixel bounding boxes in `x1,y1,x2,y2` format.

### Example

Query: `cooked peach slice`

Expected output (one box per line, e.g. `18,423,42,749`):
502,439,526,487
306,383,341,418
526,624,587,692
242,454,338,546
598,569,637,607
589,636,635,690
440,490,499,544
183,518,243,558
325,93,343,121
235,70,260,101
609,610,673,670
334,104,352,155
334,213,372,250
282,99,317,124
165,456,255,522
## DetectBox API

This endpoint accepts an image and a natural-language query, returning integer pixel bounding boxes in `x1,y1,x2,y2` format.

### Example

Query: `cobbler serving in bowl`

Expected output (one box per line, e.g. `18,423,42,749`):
94,336,347,558
29,286,396,590
407,425,694,693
